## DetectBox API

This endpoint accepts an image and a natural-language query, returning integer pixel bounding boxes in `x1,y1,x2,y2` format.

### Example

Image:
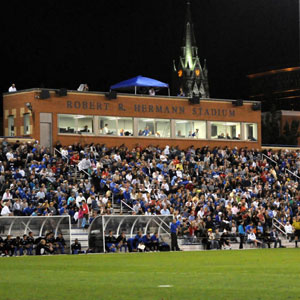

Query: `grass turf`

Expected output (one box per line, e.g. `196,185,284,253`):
0,249,300,300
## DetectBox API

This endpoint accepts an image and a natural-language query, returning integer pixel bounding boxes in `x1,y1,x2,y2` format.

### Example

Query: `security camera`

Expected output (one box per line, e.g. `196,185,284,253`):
26,102,33,111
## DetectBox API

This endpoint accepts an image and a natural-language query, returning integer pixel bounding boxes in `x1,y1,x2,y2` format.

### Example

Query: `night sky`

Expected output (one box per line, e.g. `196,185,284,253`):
3,0,299,99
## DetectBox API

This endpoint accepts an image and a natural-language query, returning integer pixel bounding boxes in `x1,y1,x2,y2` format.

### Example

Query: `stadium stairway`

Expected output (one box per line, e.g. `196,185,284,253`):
71,226,89,251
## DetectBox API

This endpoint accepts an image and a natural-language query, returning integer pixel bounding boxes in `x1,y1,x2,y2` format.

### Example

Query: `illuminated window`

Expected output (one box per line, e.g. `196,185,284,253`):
195,69,200,77
175,120,206,139
99,117,117,135
138,118,170,138
99,116,133,136
58,114,93,134
211,122,241,140
178,70,183,77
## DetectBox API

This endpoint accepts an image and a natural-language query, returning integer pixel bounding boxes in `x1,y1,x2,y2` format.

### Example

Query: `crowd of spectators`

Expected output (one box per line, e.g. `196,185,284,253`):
1,139,300,250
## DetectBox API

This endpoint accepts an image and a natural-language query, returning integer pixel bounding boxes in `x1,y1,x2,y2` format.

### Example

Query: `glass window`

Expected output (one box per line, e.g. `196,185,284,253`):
138,118,170,138
245,123,258,141
175,120,206,139
117,117,133,136
99,117,117,135
58,115,77,134
8,115,14,137
211,122,241,140
24,114,30,135
155,119,170,138
77,116,93,133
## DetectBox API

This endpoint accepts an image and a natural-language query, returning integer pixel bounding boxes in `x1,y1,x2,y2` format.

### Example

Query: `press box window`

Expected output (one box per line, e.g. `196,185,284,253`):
175,120,206,138
211,122,241,140
23,113,30,135
99,117,117,135
138,118,170,137
77,116,93,133
117,117,133,136
58,114,77,134
58,114,93,134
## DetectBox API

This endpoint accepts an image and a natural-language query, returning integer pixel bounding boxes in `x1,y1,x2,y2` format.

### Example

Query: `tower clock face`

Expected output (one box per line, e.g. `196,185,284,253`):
178,69,183,77
195,69,200,77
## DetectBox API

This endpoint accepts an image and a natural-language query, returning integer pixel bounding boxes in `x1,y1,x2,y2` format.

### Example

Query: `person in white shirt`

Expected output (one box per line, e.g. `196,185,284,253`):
8,83,17,92
285,222,294,242
76,193,86,207
2,189,13,201
247,229,261,247
149,87,155,96
6,151,14,161
103,124,109,134
1,201,12,216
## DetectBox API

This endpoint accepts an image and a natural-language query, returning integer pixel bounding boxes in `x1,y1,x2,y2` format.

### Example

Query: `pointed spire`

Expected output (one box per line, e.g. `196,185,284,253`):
173,1,209,98
183,0,197,69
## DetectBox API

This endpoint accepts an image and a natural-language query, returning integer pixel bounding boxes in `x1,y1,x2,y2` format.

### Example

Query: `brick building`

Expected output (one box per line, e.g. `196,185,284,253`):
3,88,261,149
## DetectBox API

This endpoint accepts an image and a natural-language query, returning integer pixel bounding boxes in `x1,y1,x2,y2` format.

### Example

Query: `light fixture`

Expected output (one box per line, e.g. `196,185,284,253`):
26,102,33,111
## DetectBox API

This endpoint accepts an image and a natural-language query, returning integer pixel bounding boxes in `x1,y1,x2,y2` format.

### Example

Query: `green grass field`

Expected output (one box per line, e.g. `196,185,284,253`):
1,249,300,300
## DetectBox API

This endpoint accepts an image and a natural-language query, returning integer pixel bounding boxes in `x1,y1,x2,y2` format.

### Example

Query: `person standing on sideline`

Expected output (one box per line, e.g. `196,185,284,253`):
238,221,245,249
8,83,17,92
292,216,300,248
170,218,181,251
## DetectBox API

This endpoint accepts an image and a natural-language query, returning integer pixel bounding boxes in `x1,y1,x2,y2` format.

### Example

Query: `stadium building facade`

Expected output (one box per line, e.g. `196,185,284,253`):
3,88,261,149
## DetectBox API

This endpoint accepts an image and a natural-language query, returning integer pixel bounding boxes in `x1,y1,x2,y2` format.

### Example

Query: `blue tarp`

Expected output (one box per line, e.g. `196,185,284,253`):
110,75,169,90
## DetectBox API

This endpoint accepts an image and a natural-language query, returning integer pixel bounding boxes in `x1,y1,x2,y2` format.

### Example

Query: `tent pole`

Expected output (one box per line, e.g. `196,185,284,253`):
168,88,170,96
135,86,137,95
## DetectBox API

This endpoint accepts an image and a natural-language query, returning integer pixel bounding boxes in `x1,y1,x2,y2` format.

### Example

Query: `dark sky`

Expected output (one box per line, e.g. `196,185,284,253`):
3,0,299,99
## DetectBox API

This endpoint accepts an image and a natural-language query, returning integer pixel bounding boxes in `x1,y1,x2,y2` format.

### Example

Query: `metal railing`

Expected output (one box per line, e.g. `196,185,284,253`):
272,218,287,238
262,153,300,181
54,147,90,178
120,200,135,214
54,148,69,164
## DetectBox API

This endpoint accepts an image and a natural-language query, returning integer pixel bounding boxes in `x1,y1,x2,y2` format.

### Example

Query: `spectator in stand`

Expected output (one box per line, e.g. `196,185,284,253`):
1,140,300,253
247,229,262,248
270,228,283,248
2,189,13,202
8,83,17,92
1,201,12,216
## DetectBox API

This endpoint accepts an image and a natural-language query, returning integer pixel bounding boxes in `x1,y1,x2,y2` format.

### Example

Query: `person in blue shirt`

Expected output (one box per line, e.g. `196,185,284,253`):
170,219,181,251
151,232,160,251
142,233,152,251
238,221,245,249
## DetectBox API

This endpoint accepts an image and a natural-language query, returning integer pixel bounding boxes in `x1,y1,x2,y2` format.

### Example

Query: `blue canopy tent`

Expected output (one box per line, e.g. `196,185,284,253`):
110,75,170,95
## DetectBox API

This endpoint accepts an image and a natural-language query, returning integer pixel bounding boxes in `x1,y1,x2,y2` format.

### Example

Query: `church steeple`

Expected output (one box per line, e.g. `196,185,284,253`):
183,0,197,70
174,1,209,98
